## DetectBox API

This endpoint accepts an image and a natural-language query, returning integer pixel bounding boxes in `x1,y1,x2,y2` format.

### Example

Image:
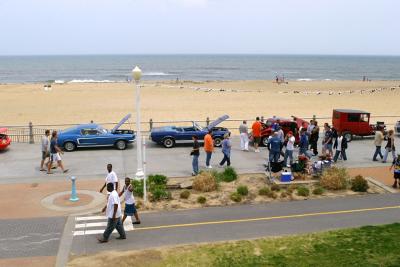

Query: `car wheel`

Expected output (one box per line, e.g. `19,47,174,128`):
162,137,175,148
115,140,127,150
343,132,352,142
214,137,222,147
261,136,269,147
64,141,76,152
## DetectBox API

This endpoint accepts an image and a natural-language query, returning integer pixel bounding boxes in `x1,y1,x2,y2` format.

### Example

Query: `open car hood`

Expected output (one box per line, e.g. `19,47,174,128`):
111,114,131,133
0,128,7,134
206,115,229,130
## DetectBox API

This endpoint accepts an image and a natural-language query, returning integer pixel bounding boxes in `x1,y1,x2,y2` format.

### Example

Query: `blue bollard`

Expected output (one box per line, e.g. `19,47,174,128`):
70,176,79,202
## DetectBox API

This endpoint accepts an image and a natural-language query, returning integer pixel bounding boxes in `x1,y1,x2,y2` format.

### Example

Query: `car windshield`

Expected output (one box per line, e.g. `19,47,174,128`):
193,122,203,131
97,126,108,134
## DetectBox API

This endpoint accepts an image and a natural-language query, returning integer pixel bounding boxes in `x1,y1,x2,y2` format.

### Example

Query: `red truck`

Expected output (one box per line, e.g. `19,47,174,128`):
332,109,385,142
0,128,11,151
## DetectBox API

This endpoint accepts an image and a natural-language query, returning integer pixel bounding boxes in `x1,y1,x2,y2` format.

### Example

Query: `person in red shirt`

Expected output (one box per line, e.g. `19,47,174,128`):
204,130,214,168
252,117,262,152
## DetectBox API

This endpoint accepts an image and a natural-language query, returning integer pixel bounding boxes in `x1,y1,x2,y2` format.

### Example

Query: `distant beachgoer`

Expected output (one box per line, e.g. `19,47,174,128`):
268,132,281,163
252,117,262,153
373,128,384,161
47,131,68,174
333,132,348,162
100,164,119,193
275,76,279,83
40,129,50,171
219,133,232,167
310,121,320,156
204,130,214,168
383,130,396,163
239,121,249,151
191,136,200,175
119,177,141,225
98,183,126,243
389,154,400,188
284,131,295,167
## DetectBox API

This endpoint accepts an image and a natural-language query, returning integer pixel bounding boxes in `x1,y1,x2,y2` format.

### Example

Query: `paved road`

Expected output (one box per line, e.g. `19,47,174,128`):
0,216,66,259
1,136,398,184
70,194,400,255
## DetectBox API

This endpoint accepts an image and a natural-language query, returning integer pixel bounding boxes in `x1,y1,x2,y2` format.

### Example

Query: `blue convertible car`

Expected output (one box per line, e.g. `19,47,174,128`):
58,114,135,151
150,115,230,148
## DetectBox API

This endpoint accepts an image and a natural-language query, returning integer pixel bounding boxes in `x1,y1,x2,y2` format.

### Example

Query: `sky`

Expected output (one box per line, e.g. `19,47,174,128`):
0,0,399,55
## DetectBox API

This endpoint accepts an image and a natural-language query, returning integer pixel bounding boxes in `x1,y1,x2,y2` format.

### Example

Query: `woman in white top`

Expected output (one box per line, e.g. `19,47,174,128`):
284,131,295,167
119,177,141,225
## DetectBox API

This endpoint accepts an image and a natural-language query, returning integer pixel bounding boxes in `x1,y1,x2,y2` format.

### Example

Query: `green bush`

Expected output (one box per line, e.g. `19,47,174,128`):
351,175,369,192
148,174,168,186
258,187,271,196
131,179,144,197
236,185,249,196
197,196,207,204
312,187,325,195
296,186,310,197
230,192,242,202
150,185,169,201
219,167,238,182
180,190,191,199
320,167,349,190
271,184,281,192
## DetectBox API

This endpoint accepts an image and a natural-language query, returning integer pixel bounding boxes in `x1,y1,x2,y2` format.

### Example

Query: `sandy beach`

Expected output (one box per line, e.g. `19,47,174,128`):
1,80,400,131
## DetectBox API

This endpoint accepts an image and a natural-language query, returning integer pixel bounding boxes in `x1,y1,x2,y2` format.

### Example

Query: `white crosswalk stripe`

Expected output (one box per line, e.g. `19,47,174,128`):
73,215,135,236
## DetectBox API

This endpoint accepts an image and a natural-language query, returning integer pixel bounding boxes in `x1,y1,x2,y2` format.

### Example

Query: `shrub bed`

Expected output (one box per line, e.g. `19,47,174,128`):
351,175,369,192
193,171,218,192
320,167,349,190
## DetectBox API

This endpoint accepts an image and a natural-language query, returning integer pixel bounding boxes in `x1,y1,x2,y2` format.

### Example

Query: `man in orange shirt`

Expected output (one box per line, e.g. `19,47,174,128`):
252,117,262,153
204,130,214,168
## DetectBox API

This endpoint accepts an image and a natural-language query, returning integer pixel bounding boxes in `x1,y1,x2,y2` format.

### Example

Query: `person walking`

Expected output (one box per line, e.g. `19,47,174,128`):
383,129,396,163
100,163,119,193
389,154,400,188
239,121,249,151
333,132,348,162
268,132,282,163
47,131,68,174
276,126,285,157
373,128,384,161
310,120,320,156
219,133,232,167
322,124,333,157
283,131,295,167
204,130,214,168
191,136,200,175
252,117,262,152
40,129,50,171
98,183,126,243
119,177,141,225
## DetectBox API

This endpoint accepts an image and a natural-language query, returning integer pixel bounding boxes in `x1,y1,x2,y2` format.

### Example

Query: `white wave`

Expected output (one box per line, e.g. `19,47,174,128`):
54,80,65,84
67,79,116,83
296,78,314,81
143,72,173,76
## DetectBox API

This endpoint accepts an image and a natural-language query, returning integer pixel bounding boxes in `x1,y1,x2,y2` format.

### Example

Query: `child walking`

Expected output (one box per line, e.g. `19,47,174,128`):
119,177,141,225
389,154,400,188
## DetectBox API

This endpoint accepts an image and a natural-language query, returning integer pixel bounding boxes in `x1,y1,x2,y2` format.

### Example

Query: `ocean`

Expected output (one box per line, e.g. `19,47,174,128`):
0,55,400,83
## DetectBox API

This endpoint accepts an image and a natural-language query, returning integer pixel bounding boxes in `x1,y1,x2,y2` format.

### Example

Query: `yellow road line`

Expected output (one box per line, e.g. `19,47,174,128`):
135,205,400,231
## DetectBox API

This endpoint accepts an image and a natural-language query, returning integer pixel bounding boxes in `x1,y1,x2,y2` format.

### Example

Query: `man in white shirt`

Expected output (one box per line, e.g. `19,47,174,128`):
284,131,295,167
239,121,249,151
40,130,50,171
100,164,119,193
98,183,126,243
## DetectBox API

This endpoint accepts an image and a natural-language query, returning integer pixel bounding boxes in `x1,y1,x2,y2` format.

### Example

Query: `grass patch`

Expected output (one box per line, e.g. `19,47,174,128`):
218,167,238,182
230,192,242,202
296,186,310,197
236,185,249,196
69,223,400,267
180,190,191,199
351,175,369,192
197,196,207,204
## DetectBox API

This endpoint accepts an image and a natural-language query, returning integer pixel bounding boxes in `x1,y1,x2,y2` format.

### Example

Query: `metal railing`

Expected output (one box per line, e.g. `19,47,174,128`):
2,115,399,144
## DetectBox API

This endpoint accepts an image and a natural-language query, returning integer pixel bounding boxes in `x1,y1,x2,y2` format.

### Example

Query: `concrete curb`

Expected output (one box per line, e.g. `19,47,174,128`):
366,177,398,193
56,215,75,267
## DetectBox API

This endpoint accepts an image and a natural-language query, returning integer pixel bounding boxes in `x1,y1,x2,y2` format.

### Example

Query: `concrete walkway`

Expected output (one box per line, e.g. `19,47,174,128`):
1,136,398,184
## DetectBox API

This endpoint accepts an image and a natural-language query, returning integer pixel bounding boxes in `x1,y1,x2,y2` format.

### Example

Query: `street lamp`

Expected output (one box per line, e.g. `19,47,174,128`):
132,66,144,184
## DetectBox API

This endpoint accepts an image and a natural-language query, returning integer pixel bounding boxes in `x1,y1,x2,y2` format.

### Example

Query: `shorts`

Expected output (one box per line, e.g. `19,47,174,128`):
254,137,261,144
124,203,137,216
394,172,400,179
42,151,49,160
51,153,61,162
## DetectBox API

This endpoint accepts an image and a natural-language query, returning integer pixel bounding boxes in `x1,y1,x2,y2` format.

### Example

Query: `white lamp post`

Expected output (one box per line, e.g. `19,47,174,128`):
132,66,144,186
